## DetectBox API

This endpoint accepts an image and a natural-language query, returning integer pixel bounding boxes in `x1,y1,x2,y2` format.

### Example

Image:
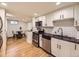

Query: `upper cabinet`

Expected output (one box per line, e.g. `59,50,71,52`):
61,7,74,19
74,5,79,26
32,17,39,28
53,10,62,20
53,7,74,21
32,4,79,27
45,13,54,26
38,16,46,26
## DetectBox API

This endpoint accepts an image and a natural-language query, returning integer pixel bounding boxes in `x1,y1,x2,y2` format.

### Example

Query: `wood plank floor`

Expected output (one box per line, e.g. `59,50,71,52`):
6,38,49,57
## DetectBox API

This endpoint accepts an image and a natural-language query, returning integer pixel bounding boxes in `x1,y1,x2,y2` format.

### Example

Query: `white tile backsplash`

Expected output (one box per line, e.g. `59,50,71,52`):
51,27,77,38
76,31,79,39
62,27,77,37
43,26,79,39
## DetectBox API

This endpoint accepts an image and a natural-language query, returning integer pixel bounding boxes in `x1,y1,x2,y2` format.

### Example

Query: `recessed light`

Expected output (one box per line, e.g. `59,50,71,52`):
34,13,38,16
56,2,61,5
1,2,7,6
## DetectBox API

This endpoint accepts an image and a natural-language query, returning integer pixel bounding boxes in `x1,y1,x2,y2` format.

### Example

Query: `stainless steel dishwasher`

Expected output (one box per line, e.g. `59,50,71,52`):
42,34,51,53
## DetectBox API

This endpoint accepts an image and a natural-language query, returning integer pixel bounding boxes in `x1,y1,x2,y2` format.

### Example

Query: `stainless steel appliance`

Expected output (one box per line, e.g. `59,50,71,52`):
32,32,39,47
35,21,42,27
42,34,51,53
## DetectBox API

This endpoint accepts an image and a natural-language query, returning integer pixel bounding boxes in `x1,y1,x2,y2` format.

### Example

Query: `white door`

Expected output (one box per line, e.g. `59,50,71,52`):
61,7,74,19
51,38,59,56
74,5,79,26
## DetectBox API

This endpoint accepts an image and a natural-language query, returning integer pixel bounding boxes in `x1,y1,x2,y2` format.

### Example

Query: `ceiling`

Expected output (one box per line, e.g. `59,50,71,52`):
0,2,78,21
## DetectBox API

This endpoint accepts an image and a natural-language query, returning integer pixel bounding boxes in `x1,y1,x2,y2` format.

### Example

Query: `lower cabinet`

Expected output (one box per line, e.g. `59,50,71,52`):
73,44,79,57
59,40,75,57
51,38,76,57
51,38,59,56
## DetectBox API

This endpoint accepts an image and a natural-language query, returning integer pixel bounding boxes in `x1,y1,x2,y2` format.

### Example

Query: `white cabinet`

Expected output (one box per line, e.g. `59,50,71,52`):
61,7,74,19
32,17,39,28
59,40,75,57
53,10,61,20
51,38,75,57
72,44,79,57
74,5,79,26
38,16,46,26
51,38,59,56
46,13,53,26
53,7,74,21
32,16,46,28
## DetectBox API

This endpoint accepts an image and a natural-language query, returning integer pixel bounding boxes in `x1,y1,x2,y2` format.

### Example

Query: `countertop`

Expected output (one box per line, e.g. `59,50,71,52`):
42,32,79,44
33,32,79,44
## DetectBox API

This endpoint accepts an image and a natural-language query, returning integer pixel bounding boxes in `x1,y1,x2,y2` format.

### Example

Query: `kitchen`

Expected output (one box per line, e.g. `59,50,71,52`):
0,2,79,57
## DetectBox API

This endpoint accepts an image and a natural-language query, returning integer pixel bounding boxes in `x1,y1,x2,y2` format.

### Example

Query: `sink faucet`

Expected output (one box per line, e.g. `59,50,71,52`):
58,27,63,36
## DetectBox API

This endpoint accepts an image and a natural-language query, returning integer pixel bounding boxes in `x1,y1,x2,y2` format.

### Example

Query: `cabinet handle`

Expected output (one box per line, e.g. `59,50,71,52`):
57,44,58,48
61,15,64,19
60,15,61,19
75,44,77,50
76,21,77,25
59,45,61,49
62,15,64,18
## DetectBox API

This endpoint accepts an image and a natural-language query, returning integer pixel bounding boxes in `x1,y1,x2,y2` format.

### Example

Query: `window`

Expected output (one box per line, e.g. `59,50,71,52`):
10,21,18,24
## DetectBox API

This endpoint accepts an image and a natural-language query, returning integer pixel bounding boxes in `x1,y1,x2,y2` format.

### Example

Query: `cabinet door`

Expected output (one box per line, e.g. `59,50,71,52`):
59,40,75,57
73,44,79,57
74,5,79,26
61,7,74,19
46,14,53,26
53,10,61,20
51,38,59,56
39,16,46,26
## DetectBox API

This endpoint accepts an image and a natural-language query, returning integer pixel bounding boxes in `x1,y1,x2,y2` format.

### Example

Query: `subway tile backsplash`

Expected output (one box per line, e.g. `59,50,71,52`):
44,27,78,38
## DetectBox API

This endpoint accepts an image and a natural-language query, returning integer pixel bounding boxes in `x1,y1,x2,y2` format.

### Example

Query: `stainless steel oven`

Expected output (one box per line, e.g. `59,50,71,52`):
32,32,39,47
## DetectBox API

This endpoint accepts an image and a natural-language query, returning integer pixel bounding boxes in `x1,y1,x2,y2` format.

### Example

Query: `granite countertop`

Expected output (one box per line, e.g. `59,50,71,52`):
42,32,79,44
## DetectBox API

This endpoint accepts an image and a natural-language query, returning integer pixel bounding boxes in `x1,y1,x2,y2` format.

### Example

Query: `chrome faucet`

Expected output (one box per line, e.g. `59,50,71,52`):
58,27,63,36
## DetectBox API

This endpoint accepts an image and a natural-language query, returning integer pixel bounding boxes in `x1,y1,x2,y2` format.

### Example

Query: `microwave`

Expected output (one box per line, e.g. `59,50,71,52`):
35,21,42,27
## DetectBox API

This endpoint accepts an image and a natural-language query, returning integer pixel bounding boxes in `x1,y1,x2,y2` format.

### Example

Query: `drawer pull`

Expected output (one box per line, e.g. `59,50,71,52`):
75,44,77,50
57,44,58,48
59,45,61,49
76,21,77,25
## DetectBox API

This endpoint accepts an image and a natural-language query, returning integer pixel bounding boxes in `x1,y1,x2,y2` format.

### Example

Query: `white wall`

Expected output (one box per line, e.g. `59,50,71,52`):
7,20,27,37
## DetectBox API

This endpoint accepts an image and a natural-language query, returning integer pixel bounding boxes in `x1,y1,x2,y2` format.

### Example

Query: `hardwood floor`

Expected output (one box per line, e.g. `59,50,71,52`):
6,38,49,57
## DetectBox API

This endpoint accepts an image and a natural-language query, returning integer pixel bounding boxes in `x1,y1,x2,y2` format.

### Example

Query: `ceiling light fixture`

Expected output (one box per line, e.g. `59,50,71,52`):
56,2,61,5
1,2,7,6
34,13,38,16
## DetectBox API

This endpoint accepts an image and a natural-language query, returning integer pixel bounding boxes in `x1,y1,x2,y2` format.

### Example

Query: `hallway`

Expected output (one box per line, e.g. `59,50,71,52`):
6,38,48,57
